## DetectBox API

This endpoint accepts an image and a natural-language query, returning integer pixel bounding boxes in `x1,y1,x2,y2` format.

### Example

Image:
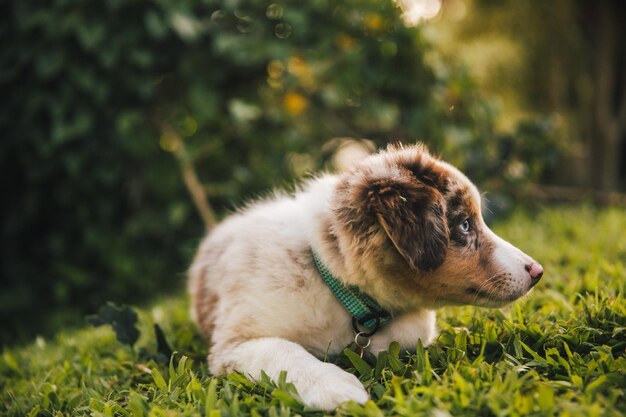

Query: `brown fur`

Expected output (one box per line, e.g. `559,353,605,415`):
323,144,541,309
191,264,218,338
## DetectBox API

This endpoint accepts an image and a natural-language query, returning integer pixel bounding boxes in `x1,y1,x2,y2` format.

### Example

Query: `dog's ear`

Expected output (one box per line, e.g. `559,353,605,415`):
367,178,449,271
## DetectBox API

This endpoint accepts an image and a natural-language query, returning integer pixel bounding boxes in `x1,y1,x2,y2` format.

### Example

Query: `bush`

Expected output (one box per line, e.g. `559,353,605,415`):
0,0,559,344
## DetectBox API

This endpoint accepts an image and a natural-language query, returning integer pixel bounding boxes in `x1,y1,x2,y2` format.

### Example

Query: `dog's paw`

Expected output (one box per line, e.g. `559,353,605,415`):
295,362,369,410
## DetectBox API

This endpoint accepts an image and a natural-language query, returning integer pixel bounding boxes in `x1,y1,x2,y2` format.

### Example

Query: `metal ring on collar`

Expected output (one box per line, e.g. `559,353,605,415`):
354,332,372,349
351,313,381,337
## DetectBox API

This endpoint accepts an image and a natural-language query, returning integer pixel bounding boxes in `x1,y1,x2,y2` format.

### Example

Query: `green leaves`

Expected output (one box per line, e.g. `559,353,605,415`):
151,367,168,391
344,348,373,376
87,302,139,347
2,0,566,349
2,208,626,416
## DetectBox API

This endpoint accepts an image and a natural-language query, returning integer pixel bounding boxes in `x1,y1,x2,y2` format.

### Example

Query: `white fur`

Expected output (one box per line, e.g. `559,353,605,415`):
189,175,436,410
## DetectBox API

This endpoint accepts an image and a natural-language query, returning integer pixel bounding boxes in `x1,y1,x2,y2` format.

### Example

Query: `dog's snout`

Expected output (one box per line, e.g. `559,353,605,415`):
525,262,544,285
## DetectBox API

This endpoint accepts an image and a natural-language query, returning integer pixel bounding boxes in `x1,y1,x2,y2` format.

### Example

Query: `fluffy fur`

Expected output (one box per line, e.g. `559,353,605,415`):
188,144,543,410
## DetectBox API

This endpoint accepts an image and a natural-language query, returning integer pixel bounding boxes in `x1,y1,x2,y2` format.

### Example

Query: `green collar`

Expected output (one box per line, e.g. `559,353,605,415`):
312,250,391,335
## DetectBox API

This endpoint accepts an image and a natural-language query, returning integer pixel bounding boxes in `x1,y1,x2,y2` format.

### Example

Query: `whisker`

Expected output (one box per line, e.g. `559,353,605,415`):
470,271,509,304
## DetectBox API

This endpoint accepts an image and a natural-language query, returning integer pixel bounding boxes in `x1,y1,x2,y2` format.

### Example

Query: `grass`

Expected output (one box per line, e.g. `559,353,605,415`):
2,205,625,417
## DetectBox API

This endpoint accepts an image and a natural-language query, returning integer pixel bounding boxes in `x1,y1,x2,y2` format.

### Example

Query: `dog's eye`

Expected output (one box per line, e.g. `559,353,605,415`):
459,219,470,233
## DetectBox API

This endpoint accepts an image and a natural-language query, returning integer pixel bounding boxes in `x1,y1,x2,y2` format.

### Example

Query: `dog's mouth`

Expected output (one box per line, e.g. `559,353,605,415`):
464,286,522,305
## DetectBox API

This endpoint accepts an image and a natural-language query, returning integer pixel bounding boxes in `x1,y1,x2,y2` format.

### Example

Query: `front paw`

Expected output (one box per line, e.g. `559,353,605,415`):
296,362,369,410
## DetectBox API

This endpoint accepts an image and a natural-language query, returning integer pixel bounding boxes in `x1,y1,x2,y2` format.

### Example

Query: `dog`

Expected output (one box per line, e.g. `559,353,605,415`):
188,143,543,410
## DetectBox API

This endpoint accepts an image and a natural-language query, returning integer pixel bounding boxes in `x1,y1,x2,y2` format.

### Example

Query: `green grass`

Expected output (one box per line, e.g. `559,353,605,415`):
2,205,625,417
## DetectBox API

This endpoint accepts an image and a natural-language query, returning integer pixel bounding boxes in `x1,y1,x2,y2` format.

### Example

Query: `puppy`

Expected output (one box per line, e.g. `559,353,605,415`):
188,143,543,410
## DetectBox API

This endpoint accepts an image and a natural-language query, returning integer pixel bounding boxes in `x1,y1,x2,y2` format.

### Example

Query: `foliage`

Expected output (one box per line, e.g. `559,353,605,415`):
427,0,626,191
87,302,141,347
0,0,562,344
2,206,625,416
1,0,204,344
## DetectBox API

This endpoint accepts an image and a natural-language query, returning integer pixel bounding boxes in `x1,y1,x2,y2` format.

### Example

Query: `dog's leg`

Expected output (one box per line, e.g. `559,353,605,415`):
209,337,369,410
368,309,437,353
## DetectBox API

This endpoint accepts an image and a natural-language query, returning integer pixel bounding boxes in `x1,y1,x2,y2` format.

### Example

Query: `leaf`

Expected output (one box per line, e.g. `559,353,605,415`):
227,372,254,388
389,341,401,358
520,341,544,361
27,405,41,417
205,378,219,413
388,342,405,373
343,348,373,376
87,302,139,347
177,354,190,377
374,351,388,378
151,368,168,391
2,351,21,375
585,375,608,394
154,324,173,359
271,389,303,409
144,10,169,40
127,391,149,417
536,383,555,411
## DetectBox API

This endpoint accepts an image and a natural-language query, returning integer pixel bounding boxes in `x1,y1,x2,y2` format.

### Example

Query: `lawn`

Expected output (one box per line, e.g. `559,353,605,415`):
1,206,625,417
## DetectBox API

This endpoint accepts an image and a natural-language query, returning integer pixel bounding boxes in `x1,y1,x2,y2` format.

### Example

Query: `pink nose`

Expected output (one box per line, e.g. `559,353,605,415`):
525,262,544,285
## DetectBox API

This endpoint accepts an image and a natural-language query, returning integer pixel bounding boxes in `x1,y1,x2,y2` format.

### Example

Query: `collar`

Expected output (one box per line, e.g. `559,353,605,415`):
312,250,392,336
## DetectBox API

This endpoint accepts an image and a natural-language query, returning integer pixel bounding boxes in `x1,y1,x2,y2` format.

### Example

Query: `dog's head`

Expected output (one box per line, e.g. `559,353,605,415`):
331,143,543,308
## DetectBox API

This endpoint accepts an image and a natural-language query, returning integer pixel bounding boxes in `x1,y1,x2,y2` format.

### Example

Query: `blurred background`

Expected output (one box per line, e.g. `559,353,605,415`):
1,0,625,346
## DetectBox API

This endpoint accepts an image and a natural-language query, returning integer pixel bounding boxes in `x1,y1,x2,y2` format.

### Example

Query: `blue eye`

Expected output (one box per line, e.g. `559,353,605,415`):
460,219,470,233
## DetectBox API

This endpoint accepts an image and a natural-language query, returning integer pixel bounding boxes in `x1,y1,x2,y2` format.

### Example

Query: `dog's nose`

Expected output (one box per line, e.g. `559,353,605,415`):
525,262,544,286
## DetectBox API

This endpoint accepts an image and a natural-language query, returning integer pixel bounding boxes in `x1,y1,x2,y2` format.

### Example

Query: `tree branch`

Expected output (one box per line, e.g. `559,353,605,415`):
160,123,216,230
